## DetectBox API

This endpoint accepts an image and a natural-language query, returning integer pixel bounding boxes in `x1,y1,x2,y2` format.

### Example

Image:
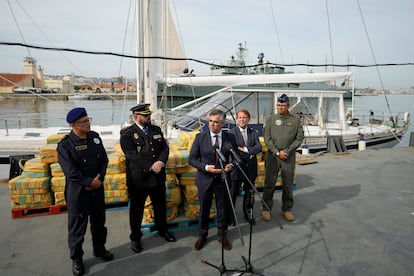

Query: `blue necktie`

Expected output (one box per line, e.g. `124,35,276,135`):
143,126,148,134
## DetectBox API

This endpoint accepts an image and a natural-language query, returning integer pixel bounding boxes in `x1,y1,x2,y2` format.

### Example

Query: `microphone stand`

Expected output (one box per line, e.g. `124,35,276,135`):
228,150,283,275
201,151,245,275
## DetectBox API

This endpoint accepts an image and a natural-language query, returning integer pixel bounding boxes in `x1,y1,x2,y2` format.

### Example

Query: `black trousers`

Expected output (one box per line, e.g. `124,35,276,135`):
68,193,107,260
128,184,167,241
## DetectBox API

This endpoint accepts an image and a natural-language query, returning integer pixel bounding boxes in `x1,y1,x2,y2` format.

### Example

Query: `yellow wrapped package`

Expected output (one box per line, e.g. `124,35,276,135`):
183,198,217,219
176,131,198,148
183,184,199,205
9,175,51,190
257,160,265,176
51,176,66,192
106,153,126,174
21,157,50,178
39,144,58,164
113,143,125,157
10,192,54,209
166,148,190,174
54,191,66,206
104,190,129,204
259,136,268,153
50,163,64,177
104,173,127,190
165,174,179,189
178,167,197,185
46,133,66,144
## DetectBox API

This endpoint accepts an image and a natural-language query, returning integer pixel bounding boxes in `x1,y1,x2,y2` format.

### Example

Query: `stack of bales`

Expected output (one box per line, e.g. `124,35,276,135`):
45,134,67,205
8,157,53,208
50,163,66,205
141,174,182,223
104,144,128,204
114,144,182,223
172,131,217,219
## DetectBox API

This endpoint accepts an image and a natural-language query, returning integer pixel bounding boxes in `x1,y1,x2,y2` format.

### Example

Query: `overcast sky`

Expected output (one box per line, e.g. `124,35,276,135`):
1,0,413,89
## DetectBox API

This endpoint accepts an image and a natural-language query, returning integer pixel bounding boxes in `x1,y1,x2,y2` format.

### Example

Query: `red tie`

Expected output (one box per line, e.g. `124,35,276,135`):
214,135,219,148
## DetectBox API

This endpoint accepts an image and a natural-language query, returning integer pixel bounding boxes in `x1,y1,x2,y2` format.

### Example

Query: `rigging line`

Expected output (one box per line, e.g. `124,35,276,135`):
356,0,392,116
118,0,134,77
268,0,284,64
13,0,95,92
1,41,414,69
6,0,31,57
325,0,335,74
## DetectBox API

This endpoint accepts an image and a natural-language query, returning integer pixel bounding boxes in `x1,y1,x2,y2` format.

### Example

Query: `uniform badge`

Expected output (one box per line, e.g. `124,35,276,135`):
276,119,282,126
94,138,100,144
153,134,162,139
75,145,87,151
134,133,139,139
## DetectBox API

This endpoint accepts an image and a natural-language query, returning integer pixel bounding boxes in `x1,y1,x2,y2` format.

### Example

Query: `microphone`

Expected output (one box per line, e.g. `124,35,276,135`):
229,148,242,164
214,146,227,162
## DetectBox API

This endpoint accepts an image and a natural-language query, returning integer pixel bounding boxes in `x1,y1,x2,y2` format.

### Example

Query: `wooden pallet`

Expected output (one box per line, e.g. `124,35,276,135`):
11,205,67,219
11,201,130,219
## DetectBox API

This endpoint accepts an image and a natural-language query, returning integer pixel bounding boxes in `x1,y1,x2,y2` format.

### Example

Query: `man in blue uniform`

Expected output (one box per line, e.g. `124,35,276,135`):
120,103,176,254
228,109,262,225
262,94,304,222
58,107,113,276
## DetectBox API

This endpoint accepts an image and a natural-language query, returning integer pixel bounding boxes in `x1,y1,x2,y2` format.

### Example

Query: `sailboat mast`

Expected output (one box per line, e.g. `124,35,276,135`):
136,0,144,104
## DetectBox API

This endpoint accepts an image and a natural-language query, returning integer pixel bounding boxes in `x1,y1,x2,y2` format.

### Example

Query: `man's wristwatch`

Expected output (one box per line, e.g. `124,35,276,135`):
276,150,280,156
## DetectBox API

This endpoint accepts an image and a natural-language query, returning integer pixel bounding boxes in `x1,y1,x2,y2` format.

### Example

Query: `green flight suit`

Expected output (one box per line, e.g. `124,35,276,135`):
262,112,304,212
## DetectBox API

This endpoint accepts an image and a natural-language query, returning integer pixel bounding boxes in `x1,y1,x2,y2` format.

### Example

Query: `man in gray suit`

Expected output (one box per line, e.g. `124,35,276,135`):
228,109,262,225
189,109,237,251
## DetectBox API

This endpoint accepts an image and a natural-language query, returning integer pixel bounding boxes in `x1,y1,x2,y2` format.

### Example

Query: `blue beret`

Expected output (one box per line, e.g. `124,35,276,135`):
66,107,88,123
130,103,152,115
278,93,289,103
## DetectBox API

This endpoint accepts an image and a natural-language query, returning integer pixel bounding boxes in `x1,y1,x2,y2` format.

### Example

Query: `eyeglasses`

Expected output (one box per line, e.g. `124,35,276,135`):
75,117,92,124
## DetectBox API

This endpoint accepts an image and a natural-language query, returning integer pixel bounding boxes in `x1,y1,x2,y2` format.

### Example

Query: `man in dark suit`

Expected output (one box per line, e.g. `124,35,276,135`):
120,103,176,254
228,109,262,225
189,109,237,251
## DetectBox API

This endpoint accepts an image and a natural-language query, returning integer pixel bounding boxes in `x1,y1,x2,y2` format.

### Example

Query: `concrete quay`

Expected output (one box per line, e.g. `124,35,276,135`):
0,147,413,275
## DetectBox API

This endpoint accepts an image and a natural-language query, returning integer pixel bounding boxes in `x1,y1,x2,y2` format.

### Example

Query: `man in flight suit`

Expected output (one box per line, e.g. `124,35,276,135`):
262,94,304,222
58,107,113,276
120,103,176,254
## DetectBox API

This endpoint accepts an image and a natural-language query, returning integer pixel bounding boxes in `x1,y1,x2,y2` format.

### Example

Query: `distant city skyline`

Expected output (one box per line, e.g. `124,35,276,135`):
1,0,413,89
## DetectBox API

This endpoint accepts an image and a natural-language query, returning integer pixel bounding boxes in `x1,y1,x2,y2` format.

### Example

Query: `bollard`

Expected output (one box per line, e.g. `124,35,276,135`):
358,136,366,151
410,132,414,147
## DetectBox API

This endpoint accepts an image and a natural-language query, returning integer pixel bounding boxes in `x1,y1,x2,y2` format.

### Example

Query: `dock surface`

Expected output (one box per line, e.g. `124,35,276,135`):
0,147,413,275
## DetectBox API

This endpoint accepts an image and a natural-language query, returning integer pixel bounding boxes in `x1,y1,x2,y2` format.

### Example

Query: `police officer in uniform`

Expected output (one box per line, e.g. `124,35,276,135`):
262,94,304,222
58,107,113,276
120,103,176,254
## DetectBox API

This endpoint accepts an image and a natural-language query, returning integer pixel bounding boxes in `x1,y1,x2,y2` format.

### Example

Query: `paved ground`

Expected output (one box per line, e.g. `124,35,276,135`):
0,147,413,276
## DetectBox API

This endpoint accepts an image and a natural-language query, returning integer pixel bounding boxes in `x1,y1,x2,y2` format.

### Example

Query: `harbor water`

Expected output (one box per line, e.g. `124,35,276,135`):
1,93,413,147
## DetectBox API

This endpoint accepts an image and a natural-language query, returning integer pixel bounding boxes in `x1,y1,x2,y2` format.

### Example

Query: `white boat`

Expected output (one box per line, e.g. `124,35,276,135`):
67,93,89,100
167,71,410,153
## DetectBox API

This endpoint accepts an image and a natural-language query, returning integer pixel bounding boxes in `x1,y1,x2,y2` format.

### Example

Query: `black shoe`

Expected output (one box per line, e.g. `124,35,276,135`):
160,231,176,242
194,237,207,251
131,240,142,253
93,248,114,262
72,259,84,276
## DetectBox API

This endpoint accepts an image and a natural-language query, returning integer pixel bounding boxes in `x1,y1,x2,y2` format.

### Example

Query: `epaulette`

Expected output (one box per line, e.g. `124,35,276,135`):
58,134,70,144
120,124,133,133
